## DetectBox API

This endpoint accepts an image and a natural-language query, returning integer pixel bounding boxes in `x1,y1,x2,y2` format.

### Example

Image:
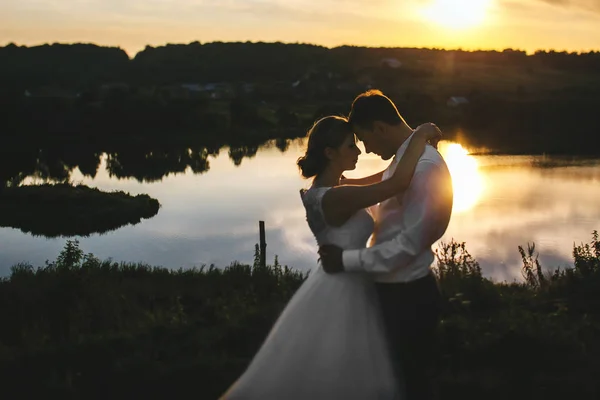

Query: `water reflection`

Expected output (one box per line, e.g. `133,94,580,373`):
0,141,289,187
228,145,260,166
1,139,599,283
438,143,485,214
104,146,218,182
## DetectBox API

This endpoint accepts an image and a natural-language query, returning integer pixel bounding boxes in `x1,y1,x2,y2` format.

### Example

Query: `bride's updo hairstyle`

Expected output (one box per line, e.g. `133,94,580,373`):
297,116,352,179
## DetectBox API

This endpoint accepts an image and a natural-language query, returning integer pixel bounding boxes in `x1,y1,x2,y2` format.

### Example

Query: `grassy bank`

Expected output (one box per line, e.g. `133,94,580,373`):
1,234,599,399
0,184,160,237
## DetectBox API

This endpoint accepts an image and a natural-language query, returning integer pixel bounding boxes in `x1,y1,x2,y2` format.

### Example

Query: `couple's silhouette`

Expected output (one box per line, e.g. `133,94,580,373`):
222,90,454,400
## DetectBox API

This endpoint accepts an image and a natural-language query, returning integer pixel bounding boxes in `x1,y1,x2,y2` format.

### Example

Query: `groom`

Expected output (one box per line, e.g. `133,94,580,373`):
319,90,453,400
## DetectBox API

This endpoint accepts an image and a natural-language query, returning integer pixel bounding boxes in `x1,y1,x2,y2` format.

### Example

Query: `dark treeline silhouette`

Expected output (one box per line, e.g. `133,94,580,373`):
0,43,129,95
2,41,600,154
2,42,600,88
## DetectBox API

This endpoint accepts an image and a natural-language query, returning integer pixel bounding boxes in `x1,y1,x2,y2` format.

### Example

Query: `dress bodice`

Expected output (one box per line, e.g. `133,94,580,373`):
300,186,375,251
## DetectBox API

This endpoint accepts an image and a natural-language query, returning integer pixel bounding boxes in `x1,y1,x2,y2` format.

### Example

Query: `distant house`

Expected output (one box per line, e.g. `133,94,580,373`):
201,83,218,92
198,83,234,99
181,83,203,93
165,83,233,99
447,96,470,108
242,83,256,94
381,58,403,69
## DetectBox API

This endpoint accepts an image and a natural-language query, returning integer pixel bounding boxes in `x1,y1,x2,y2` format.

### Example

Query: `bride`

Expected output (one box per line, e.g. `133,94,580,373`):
220,115,440,399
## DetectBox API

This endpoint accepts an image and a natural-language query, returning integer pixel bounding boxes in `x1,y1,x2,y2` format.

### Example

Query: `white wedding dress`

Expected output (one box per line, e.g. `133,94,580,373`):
222,186,403,399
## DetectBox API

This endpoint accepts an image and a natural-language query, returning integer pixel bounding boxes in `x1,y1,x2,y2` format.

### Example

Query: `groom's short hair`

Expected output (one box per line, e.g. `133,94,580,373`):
348,89,407,130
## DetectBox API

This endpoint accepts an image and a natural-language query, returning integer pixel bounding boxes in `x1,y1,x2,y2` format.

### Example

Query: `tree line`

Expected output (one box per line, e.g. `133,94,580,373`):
2,41,600,155
2,41,600,92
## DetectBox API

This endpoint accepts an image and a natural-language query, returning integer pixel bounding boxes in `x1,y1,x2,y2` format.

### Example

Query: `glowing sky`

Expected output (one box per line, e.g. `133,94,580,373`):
1,0,599,56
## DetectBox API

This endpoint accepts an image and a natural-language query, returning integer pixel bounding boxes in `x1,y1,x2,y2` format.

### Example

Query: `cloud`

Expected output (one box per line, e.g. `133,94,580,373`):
2,0,599,55
536,0,600,12
3,0,404,26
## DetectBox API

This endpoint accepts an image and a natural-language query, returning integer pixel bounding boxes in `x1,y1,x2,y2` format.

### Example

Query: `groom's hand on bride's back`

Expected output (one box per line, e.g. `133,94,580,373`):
318,245,344,273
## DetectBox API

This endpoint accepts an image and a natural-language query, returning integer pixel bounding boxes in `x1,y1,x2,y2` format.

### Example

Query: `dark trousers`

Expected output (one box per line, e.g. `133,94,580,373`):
376,272,441,400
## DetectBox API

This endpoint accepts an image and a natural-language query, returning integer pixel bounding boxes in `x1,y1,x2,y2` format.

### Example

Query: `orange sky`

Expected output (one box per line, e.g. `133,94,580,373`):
1,0,599,56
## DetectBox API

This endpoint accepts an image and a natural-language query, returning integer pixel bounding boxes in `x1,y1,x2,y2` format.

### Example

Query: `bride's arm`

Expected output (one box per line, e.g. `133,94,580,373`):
321,123,441,227
340,170,385,186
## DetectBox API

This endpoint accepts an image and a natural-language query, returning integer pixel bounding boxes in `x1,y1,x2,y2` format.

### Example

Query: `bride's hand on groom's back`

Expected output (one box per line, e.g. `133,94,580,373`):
318,245,344,274
415,122,442,149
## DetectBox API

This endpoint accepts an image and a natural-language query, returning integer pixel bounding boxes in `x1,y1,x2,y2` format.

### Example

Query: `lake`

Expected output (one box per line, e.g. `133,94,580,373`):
1,139,599,282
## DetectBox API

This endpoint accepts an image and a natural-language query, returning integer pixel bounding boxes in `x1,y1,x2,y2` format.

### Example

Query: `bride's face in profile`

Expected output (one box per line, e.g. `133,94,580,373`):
325,134,362,172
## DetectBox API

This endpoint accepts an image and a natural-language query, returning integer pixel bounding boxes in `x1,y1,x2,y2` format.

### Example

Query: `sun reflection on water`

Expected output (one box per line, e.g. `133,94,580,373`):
438,142,485,213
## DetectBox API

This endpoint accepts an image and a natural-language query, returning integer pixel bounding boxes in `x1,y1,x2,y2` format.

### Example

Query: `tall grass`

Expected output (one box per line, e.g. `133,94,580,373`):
1,233,600,399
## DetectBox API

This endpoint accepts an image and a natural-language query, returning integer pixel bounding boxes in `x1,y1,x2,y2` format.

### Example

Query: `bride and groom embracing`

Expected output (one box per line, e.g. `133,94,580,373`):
222,89,454,399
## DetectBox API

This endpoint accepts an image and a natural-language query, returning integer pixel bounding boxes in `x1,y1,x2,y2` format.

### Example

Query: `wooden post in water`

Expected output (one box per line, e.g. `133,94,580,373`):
259,220,267,268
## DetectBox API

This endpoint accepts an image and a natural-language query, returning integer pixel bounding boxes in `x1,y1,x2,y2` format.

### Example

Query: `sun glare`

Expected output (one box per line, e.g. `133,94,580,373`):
420,0,492,29
438,142,485,213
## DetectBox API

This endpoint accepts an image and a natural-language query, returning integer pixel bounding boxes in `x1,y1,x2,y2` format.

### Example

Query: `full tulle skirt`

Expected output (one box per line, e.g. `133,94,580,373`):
221,266,404,400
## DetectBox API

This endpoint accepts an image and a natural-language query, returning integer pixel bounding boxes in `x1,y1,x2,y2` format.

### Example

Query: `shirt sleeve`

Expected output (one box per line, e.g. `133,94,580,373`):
342,160,452,274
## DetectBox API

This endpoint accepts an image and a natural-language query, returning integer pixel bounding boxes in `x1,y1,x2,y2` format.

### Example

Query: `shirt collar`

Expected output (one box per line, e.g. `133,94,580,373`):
394,130,416,160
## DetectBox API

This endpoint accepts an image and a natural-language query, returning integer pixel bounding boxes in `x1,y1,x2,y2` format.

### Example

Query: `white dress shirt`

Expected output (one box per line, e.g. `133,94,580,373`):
342,134,454,283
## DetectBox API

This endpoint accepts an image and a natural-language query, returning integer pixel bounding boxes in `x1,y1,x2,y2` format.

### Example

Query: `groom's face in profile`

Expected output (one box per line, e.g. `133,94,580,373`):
353,123,395,161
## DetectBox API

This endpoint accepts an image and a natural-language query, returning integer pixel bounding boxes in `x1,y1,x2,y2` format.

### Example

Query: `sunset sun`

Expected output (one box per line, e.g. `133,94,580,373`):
420,0,493,29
